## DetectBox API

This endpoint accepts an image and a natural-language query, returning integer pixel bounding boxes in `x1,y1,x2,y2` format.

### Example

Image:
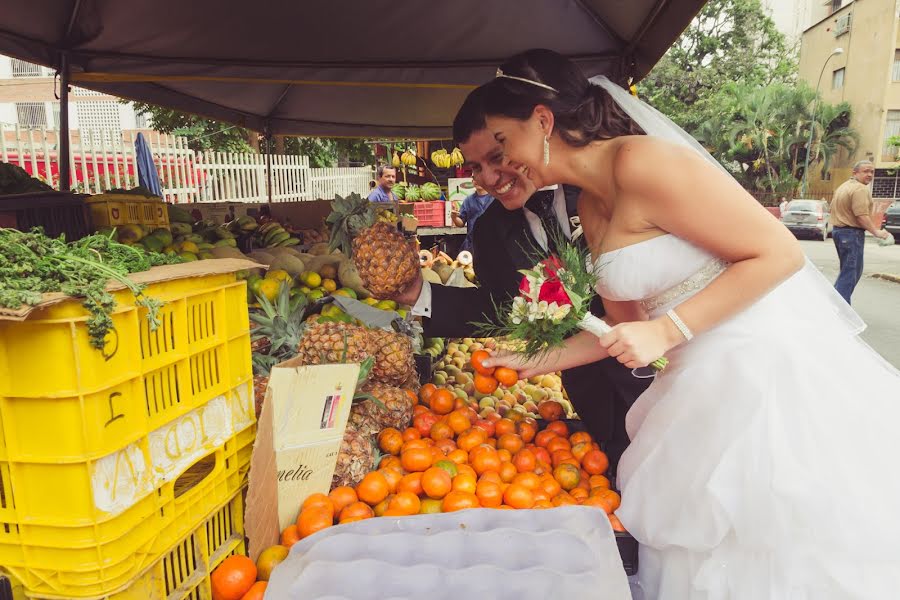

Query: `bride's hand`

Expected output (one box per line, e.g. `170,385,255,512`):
598,318,682,369
481,351,549,379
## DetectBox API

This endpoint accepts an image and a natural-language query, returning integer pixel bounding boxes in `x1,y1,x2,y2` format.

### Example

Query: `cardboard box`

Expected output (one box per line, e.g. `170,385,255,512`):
244,359,361,560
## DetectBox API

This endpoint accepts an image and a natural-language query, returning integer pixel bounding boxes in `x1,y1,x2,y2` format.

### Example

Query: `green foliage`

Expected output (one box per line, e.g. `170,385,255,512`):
129,102,254,153
325,193,377,255
0,228,177,351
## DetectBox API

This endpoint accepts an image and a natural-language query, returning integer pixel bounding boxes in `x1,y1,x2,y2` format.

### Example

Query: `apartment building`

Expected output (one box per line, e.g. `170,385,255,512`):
799,0,900,201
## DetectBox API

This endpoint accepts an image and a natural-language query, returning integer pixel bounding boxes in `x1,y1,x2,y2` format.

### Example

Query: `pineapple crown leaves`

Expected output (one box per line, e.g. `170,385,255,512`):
352,391,387,412
251,281,308,364
327,193,378,254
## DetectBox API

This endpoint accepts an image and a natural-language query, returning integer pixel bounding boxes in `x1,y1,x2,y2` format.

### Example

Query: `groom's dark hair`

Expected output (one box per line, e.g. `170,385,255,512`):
453,49,643,147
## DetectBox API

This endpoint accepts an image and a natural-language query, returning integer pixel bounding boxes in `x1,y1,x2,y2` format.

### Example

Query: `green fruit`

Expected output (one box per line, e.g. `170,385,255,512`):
178,251,198,262
307,290,325,302
150,228,174,246
375,299,398,311
141,235,165,253
199,252,214,260
298,286,312,294
214,238,237,248
433,460,458,478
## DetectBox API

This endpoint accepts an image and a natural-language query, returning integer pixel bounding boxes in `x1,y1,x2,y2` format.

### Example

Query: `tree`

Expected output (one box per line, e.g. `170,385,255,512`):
639,0,796,133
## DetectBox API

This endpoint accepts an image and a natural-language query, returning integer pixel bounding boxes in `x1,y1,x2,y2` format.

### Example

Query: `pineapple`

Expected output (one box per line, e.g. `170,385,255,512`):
332,425,377,489
327,193,420,298
367,328,416,386
295,321,374,366
349,381,414,435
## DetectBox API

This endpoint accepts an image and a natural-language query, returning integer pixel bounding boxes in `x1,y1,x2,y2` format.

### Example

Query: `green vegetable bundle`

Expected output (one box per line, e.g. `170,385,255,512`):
0,228,181,353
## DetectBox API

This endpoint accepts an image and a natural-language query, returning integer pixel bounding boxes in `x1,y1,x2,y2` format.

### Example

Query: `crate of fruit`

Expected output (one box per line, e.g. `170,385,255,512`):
399,201,446,227
0,258,259,598
87,192,169,229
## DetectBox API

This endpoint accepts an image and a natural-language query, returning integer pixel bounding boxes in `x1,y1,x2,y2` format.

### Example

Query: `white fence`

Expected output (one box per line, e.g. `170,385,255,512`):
0,124,374,203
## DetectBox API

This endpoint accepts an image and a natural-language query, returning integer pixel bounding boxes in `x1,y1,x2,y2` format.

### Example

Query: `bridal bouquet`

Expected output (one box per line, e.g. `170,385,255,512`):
476,238,667,371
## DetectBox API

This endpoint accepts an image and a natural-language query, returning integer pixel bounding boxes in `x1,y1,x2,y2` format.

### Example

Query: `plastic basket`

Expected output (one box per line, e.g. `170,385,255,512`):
0,192,91,241
3,488,247,600
86,194,169,229
0,271,255,597
400,201,446,227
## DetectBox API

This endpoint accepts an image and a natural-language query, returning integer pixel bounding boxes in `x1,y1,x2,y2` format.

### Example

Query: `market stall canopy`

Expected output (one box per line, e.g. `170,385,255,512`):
0,0,706,138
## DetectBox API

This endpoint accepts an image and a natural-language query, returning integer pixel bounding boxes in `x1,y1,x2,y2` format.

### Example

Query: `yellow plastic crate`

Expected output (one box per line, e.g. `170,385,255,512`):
87,194,170,229
4,488,247,600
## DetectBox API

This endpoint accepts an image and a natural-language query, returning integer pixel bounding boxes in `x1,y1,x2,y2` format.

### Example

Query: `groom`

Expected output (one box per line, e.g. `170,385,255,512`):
393,127,650,471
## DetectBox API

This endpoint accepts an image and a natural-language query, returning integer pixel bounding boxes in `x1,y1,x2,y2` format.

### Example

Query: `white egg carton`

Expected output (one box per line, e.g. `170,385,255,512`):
266,506,633,599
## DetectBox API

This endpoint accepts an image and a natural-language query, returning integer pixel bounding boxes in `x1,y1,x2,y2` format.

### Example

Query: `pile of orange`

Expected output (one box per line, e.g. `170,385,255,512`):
282,384,625,548
470,349,519,394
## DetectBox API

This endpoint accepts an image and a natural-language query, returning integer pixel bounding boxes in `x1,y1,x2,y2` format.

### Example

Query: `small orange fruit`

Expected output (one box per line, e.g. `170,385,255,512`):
328,486,358,514
495,418,517,436
494,367,519,386
421,467,452,499
608,513,627,532
541,477,562,498
538,400,565,422
301,493,334,516
592,489,621,514
546,436,572,455
419,498,443,514
297,506,333,539
356,471,390,506
512,448,537,473
503,483,535,509
256,545,289,581
413,411,441,437
379,468,403,494
240,581,267,600
535,430,557,448
280,524,301,548
388,491,421,515
470,350,495,376
570,487,589,501
545,420,569,437
569,431,593,445
446,409,472,435
512,471,542,491
457,427,487,452
373,495,394,517
447,448,469,464
517,421,537,444
211,554,257,600
442,490,481,512
400,447,434,473
473,373,499,394
589,475,611,489
497,433,524,454
499,461,518,483
429,388,456,415
553,463,582,491
430,420,454,441
581,450,609,476
476,480,504,507
419,383,437,403
377,428,404,455
397,472,424,496
451,472,478,494
402,427,421,442
479,470,503,484
339,501,374,523
470,447,502,475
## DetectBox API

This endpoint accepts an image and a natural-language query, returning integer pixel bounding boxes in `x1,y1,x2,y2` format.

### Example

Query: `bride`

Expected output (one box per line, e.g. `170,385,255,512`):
461,49,900,598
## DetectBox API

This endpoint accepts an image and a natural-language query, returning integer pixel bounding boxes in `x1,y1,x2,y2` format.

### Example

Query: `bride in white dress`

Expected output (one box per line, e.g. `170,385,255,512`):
453,49,900,598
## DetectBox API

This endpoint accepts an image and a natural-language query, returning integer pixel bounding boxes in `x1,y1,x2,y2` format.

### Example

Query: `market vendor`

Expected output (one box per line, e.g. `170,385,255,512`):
452,184,494,252
367,165,398,203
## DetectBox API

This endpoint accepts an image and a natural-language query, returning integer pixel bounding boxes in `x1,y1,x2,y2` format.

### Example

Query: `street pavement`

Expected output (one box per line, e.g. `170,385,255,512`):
799,236,900,367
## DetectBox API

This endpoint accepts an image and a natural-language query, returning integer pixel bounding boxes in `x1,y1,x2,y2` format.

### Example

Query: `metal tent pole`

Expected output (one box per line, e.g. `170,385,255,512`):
265,127,273,204
58,52,71,192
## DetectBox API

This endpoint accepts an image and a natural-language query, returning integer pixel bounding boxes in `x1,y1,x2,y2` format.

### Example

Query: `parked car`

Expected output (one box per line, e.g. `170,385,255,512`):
781,199,831,241
883,201,900,242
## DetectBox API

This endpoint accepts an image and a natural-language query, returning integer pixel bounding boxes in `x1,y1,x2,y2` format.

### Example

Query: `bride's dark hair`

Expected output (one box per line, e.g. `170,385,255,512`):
453,49,644,145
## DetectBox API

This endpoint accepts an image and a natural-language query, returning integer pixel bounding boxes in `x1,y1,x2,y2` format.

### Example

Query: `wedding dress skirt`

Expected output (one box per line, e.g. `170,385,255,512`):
595,234,900,599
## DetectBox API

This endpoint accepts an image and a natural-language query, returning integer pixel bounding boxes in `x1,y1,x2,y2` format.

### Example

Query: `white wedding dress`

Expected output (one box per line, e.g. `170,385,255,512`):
595,233,900,599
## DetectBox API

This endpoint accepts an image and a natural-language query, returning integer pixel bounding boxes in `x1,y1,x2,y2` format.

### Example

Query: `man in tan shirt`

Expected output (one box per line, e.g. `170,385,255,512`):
830,160,891,304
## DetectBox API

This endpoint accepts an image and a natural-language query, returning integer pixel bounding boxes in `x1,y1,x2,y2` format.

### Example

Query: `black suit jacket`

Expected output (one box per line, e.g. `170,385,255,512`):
423,187,650,441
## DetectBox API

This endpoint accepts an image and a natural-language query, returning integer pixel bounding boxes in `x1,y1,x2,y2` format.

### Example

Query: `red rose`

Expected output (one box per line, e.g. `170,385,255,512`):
538,279,571,305
519,275,531,295
542,255,563,277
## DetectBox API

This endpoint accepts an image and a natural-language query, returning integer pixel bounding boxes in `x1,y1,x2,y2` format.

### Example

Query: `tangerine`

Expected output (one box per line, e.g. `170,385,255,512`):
608,513,627,532
373,495,394,517
421,467,452,499
388,491,421,515
570,488,589,501
494,367,519,386
589,475,611,489
592,489,621,514
356,471,390,506
470,350,495,376
499,462,518,483
545,420,569,437
503,483,535,509
397,472,424,496
533,446,552,466
569,431,593,446
429,389,455,415
473,418,496,437
280,524,301,548
552,493,578,507
413,411,441,437
419,383,437,403
447,449,469,464
419,498,443,514
430,420,454,441
512,472,542,490
473,372,499,394
328,486,358,514
538,400,565,421
211,554,257,600
551,449,575,467
297,506,333,539
581,450,609,475
451,472,477,494
339,501,374,522
256,545,289,581
470,448,502,475
479,471,503,484
301,493,334,516
240,581,267,600
546,436,572,454
400,447,433,472
457,427,487,452
534,430,557,448
377,428,404,455
378,468,402,493
517,421,537,443
476,480,504,507
571,442,592,462
456,463,478,479
497,433,524,454
553,463,581,491
446,410,472,435
540,477,562,498
512,448,537,473
442,490,481,512
402,427,421,442
494,418,516,436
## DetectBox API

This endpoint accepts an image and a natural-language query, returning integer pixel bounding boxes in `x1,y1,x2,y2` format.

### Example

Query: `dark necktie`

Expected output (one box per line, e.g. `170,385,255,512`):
525,189,568,255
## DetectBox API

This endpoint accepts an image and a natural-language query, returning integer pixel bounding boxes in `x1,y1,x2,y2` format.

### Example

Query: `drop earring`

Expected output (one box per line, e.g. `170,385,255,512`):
543,136,550,166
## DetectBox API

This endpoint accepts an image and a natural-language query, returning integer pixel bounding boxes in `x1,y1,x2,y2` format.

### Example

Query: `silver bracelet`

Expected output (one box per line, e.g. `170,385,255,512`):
666,309,693,341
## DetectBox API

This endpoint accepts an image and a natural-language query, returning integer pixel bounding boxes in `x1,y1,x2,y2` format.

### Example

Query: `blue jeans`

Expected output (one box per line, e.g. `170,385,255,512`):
833,227,865,304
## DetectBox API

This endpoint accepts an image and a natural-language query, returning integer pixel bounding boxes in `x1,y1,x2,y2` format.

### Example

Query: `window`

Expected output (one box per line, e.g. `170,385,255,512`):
893,50,900,82
15,102,47,128
832,68,845,89
75,101,122,131
10,58,41,78
882,110,900,162
831,0,842,13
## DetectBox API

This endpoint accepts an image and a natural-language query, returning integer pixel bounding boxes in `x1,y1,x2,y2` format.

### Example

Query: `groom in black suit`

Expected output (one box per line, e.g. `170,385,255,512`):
394,128,650,471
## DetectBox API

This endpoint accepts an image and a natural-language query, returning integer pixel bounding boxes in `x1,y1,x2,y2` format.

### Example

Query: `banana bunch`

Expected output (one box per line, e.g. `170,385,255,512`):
400,150,417,166
431,147,465,168
391,152,401,168
255,221,301,247
226,215,259,234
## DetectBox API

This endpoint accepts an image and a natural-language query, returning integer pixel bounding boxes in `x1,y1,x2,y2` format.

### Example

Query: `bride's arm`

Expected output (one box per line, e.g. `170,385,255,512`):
600,137,804,365
482,329,612,378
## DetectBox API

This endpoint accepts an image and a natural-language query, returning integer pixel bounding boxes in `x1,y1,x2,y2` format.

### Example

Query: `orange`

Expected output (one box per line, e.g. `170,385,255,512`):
470,350,495,376
457,427,487,452
280,524,301,548
552,493,578,507
569,431,593,446
433,459,459,478
434,438,457,456
356,471,390,506
497,433,524,454
512,471,542,490
581,450,609,476
397,472,424,496
402,427,421,442
429,388,455,415
512,448,537,473
551,449,575,468
494,367,518,387
404,388,419,405
442,490,481,512
413,404,430,416
403,438,429,451
419,382,437,404
378,428,404,455
570,488,589,501
447,449,469,464
421,467,452,499
545,420,569,437
553,463,581,491
533,446,551,466
479,470,503,484
499,462,518,483
446,410,472,435
473,418,496,438
400,447,433,473
476,480,504,507
240,581,267,600
451,472,477,494
535,430,557,448
256,545,289,581
571,442,591,462
589,475,611,489
211,554,257,600
339,501,374,522
517,421,537,444
379,468,403,493
538,400,565,421
497,448,512,463
470,448,502,475
419,498,443,514
592,489,621,514
388,491,422,515
473,373,499,394
608,513,627,532
297,506,333,539
373,495,394,517
301,493,334,516
540,477,562,498
494,418,516,436
546,436,572,455
533,499,554,509
456,463,478,479
328,487,358,514
379,455,402,471
503,483,535,509
413,411,441,437
430,420,454,441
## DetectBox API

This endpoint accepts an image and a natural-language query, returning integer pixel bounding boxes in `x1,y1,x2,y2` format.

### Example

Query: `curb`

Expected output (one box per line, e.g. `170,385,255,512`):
872,273,900,284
